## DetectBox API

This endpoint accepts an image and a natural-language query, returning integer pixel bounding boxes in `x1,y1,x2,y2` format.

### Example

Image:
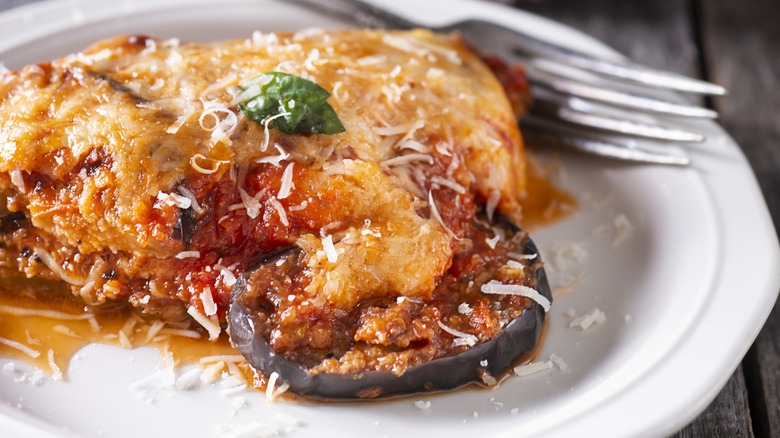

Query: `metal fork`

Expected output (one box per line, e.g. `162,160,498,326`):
287,0,727,166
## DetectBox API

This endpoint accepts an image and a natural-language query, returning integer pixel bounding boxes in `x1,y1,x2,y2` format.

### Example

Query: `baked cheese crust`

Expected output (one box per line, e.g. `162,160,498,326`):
0,29,533,375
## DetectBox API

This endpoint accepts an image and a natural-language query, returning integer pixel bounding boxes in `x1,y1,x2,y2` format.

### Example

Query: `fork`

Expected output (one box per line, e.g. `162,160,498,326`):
287,0,727,166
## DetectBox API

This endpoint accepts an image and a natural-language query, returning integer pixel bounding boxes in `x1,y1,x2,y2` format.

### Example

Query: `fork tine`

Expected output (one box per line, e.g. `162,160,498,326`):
527,68,718,118
531,99,705,142
521,118,692,166
320,0,725,96
489,24,726,96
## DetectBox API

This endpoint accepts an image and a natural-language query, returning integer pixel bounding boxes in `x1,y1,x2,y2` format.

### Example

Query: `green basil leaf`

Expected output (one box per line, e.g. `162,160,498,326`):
237,72,345,135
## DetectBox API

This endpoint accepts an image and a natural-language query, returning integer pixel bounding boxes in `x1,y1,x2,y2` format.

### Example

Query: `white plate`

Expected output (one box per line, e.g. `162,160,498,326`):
0,0,778,437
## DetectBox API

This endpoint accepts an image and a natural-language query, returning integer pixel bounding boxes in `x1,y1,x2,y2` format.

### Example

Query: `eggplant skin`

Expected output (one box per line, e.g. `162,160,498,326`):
228,235,550,400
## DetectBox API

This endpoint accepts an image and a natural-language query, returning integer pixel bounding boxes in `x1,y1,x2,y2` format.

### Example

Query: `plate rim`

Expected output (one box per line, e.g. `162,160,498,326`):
0,0,777,437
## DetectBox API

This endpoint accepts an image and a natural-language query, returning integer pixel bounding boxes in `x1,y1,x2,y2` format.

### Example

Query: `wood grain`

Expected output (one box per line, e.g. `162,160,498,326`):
675,364,754,437
698,0,780,436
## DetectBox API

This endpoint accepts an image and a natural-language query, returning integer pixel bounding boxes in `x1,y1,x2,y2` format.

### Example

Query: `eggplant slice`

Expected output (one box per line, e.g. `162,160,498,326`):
228,217,551,399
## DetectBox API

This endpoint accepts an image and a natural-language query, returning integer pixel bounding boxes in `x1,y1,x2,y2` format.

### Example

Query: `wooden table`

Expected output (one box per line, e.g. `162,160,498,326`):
503,1,780,436
0,0,777,436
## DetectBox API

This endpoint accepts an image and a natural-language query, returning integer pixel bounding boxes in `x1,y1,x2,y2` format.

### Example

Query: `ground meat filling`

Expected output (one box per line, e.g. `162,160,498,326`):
234,212,540,377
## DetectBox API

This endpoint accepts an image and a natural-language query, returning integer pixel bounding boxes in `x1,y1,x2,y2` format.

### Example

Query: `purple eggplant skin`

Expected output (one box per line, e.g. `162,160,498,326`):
228,234,550,400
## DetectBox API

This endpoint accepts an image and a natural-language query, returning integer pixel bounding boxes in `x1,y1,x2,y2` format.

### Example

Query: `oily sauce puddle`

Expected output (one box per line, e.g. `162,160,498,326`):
0,281,252,385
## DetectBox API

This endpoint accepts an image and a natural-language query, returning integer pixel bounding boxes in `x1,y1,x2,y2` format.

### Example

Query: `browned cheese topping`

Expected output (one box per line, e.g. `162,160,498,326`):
0,29,534,375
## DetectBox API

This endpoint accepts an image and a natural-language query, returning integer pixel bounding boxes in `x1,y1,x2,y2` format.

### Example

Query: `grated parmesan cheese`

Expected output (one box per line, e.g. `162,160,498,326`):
216,265,237,288
190,154,229,175
435,141,452,156
200,72,238,97
118,329,132,349
506,260,524,270
10,168,25,193
398,139,430,153
199,100,239,144
0,336,40,358
321,234,338,263
430,176,466,194
157,328,202,339
485,235,501,249
260,112,290,151
0,305,93,321
220,377,247,397
374,119,424,137
480,372,497,386
165,49,184,68
332,81,346,100
427,67,444,79
187,306,221,340
569,308,606,331
255,144,289,167
174,368,202,391
549,353,568,371
486,189,501,222
507,252,537,261
269,196,288,226
361,228,382,238
357,54,387,65
157,191,192,209
200,361,225,384
166,113,189,134
288,200,308,212
437,321,477,347
201,287,217,317
144,320,165,343
414,400,431,410
382,34,461,65
32,247,86,286
47,349,63,381
52,325,81,338
381,153,433,167
251,30,279,47
277,162,294,199
514,360,553,376
178,187,205,215
265,371,290,402
428,191,458,239
141,38,157,54
238,188,261,219
480,280,551,312
200,355,245,365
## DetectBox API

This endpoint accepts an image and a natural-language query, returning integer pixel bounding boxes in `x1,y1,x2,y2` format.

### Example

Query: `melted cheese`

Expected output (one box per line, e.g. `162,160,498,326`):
0,30,525,257
0,30,530,339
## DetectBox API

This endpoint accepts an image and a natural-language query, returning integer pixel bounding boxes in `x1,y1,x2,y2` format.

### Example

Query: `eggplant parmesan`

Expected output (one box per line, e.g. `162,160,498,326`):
0,29,550,398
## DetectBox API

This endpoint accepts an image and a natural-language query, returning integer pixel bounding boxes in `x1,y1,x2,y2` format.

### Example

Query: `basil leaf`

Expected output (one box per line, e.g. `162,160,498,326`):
237,72,345,135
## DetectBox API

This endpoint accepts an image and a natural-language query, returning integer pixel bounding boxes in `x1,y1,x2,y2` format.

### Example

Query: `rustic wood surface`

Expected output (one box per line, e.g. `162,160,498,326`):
514,0,779,436
699,1,780,436
0,0,776,436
